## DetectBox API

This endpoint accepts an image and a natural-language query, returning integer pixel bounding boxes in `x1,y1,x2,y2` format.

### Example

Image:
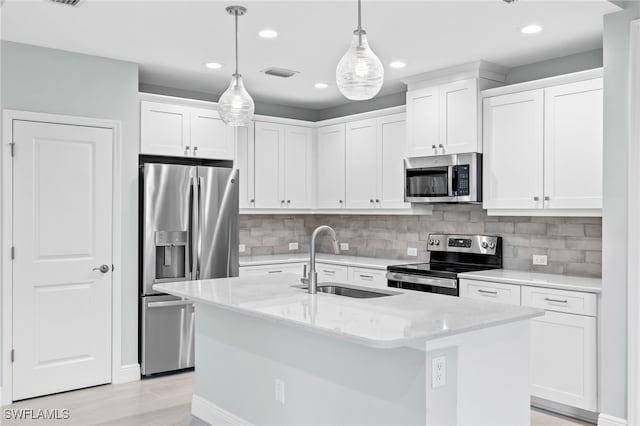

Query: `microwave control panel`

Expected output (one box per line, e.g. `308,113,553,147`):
452,165,470,196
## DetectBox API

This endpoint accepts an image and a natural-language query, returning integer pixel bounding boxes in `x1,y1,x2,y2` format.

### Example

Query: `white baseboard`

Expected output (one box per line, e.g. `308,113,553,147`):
191,394,252,426
598,413,628,426
112,363,141,384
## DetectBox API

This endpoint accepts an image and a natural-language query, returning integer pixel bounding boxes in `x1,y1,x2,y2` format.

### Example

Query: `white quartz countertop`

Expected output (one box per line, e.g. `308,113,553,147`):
458,269,602,293
154,274,543,349
239,254,402,270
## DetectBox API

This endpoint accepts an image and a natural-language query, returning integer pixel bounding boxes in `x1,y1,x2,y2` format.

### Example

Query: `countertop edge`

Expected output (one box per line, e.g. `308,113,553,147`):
239,255,395,270
457,273,602,294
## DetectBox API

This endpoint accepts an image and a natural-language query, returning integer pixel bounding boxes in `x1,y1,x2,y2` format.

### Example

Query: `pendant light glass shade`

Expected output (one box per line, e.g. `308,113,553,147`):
219,5,254,126
219,74,254,126
336,30,384,100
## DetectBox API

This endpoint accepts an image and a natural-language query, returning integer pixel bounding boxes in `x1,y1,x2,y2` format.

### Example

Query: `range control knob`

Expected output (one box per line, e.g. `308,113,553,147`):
481,242,489,249
489,242,496,249
429,240,435,246
434,240,440,246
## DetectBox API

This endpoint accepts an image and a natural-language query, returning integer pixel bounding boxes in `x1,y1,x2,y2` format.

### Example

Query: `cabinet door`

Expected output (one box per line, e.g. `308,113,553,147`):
140,101,190,156
190,108,234,160
346,119,378,209
439,79,479,154
317,124,346,209
530,311,597,411
254,122,283,209
235,125,255,209
544,79,603,209
406,87,439,157
377,114,409,209
483,90,544,209
283,126,313,209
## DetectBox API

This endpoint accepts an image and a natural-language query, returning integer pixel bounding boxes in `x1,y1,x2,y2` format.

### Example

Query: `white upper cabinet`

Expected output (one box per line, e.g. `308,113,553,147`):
377,114,409,209
482,71,603,215
316,124,346,209
544,79,603,210
346,119,379,209
190,108,234,160
254,122,313,210
406,86,439,157
140,100,235,160
254,122,284,209
406,78,480,157
234,125,255,209
141,101,190,157
483,89,545,210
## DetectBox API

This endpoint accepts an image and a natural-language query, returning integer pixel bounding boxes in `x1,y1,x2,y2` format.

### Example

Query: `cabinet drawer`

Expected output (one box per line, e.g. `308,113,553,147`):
522,286,596,316
459,279,521,305
315,263,349,283
239,263,305,277
348,267,388,289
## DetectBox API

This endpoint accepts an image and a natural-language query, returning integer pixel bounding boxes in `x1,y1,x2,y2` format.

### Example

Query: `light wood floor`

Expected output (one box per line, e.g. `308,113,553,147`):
2,371,593,425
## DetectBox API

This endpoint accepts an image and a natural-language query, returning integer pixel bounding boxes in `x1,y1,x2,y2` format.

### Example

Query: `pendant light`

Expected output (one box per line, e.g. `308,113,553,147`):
336,0,384,101
219,5,255,126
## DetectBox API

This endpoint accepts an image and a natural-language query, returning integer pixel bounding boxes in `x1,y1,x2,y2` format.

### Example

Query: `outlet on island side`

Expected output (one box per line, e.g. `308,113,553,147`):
289,242,299,251
431,356,446,388
275,379,286,404
532,254,548,266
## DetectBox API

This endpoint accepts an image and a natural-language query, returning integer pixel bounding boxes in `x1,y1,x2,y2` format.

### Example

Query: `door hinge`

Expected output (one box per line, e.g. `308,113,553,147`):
11,349,14,363
9,142,15,157
10,246,15,260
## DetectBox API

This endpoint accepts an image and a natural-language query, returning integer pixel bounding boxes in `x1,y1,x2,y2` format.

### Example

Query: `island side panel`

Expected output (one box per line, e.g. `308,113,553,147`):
425,320,531,426
192,303,426,426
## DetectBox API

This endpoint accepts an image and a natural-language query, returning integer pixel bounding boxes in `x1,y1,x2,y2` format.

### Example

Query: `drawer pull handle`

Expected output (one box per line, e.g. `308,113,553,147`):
359,274,373,280
323,270,335,274
544,297,568,304
478,289,498,295
268,270,283,274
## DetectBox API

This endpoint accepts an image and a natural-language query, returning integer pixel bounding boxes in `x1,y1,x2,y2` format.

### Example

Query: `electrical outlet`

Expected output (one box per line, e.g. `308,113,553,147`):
431,356,446,388
407,247,418,257
239,244,246,253
289,242,299,251
340,242,349,251
532,254,548,266
275,379,285,404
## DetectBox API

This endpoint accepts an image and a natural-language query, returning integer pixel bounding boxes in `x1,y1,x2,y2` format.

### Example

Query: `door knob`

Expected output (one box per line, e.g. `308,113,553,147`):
93,264,110,273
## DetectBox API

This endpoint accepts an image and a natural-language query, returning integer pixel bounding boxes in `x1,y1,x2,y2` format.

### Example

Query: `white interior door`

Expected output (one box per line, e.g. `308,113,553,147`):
12,120,113,401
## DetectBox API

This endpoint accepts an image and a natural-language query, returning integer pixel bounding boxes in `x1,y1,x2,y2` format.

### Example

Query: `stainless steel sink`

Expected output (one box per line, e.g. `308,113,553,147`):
292,283,398,299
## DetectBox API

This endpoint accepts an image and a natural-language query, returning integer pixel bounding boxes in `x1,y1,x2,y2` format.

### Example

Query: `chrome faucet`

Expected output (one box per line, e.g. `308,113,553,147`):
302,225,340,294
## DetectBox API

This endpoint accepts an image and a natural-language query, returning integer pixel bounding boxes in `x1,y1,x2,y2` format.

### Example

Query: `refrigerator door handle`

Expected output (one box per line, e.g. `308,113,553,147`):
196,176,204,280
190,176,199,280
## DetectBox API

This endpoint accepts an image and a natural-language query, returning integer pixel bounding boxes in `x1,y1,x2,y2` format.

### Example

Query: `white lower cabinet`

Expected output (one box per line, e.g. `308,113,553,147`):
460,279,598,413
239,263,306,278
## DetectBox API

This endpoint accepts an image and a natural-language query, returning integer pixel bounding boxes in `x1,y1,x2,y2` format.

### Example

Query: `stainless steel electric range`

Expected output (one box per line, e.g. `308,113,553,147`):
387,234,503,296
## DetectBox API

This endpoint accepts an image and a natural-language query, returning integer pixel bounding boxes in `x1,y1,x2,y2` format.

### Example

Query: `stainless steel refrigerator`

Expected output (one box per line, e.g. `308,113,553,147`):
139,156,239,376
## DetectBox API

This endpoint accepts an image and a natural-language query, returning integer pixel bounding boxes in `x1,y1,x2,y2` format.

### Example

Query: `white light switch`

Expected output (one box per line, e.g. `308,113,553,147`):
289,242,299,251
532,254,548,266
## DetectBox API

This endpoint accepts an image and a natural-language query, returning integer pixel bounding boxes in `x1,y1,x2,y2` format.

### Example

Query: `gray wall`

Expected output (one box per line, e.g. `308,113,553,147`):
600,3,640,420
315,92,407,121
505,49,603,85
0,41,140,375
139,82,320,122
240,205,602,277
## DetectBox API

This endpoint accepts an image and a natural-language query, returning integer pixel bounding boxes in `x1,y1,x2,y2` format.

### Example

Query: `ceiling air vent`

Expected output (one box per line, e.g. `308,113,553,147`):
49,0,84,6
261,67,300,79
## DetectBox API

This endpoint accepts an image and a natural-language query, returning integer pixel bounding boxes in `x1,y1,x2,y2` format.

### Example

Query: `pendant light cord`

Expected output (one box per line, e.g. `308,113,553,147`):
234,11,239,75
357,0,362,46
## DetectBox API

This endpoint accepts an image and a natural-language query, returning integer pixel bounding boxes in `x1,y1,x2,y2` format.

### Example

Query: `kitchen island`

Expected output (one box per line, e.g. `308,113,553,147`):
155,274,543,426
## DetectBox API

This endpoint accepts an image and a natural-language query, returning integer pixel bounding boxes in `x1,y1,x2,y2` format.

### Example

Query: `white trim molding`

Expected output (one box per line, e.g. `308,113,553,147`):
191,394,252,426
598,414,628,426
1,109,128,404
629,18,640,426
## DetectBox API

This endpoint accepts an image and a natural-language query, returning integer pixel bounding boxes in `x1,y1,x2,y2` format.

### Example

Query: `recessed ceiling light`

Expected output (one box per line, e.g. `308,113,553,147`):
314,82,329,89
205,62,223,69
259,29,278,39
389,61,406,69
521,24,543,35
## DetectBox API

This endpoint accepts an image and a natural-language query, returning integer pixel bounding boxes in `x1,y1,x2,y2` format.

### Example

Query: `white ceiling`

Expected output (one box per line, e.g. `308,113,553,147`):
1,0,619,110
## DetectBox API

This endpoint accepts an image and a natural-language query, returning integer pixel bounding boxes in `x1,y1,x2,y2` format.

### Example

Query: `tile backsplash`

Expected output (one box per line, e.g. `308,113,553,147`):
239,204,602,277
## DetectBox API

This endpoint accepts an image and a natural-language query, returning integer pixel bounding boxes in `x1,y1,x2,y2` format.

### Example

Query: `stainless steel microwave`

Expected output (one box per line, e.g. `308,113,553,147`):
404,153,482,203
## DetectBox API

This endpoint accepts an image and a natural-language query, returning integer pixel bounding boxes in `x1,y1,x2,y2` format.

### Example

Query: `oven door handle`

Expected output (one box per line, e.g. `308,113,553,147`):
386,272,458,289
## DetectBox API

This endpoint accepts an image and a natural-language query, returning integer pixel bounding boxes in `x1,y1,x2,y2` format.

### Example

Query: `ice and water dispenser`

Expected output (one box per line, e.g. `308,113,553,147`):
154,230,188,281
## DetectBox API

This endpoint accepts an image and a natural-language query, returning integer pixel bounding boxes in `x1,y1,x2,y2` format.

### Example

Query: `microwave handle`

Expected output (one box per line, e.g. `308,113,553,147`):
447,165,455,197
